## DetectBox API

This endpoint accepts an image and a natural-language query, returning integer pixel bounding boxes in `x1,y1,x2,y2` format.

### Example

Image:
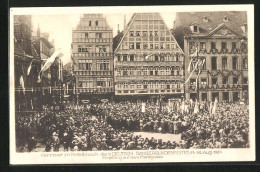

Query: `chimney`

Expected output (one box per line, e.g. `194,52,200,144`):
117,24,120,34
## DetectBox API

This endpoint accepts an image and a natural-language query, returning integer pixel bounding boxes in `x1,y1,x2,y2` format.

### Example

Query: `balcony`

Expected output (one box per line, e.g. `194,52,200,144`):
115,88,184,95
74,70,113,76
115,61,183,67
72,52,113,58
116,75,183,81
72,38,113,43
189,48,248,56
76,87,114,94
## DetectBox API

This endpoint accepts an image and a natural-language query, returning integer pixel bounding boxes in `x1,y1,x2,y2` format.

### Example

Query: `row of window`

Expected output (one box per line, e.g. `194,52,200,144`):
121,42,177,50
133,20,164,25
117,83,181,89
116,68,182,76
189,77,248,85
189,41,247,51
188,56,248,71
210,56,248,70
189,92,240,102
124,36,174,42
129,30,171,37
130,24,166,30
117,89,182,94
78,60,110,71
82,14,103,19
80,20,102,27
77,45,110,53
72,53,113,58
73,32,112,39
78,78,112,88
116,54,182,62
72,38,113,43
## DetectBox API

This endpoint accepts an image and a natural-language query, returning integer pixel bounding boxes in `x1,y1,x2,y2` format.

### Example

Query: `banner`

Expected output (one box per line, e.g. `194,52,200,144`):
141,103,146,112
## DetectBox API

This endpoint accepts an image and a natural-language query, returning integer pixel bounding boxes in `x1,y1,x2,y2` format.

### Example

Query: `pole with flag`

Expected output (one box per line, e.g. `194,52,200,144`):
187,48,198,72
141,102,146,113
193,99,199,114
27,60,33,76
212,97,218,114
145,53,153,60
37,48,63,83
19,75,25,94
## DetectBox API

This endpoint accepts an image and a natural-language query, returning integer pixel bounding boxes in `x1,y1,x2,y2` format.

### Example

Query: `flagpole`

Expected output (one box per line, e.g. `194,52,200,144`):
196,44,200,102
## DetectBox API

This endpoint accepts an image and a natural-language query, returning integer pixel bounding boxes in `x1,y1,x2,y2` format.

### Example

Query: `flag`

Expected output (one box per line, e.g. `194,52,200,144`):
212,98,218,114
41,49,62,72
31,99,34,109
183,61,198,85
37,49,63,82
19,76,25,94
141,103,146,112
194,99,199,114
190,99,193,107
27,60,33,75
187,59,193,72
181,100,185,114
145,53,153,59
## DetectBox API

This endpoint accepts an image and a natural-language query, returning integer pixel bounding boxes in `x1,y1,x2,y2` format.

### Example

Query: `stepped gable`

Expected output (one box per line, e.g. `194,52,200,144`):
115,12,184,54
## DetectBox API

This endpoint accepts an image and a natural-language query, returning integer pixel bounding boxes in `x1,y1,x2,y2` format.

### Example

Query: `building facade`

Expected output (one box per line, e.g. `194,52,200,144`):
72,14,114,101
173,12,248,102
113,13,184,102
14,15,42,111
32,25,62,105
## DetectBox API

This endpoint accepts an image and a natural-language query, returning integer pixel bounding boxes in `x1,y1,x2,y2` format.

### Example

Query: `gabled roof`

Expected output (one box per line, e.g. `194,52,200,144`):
174,11,247,36
40,37,54,49
113,31,124,51
206,23,242,38
114,13,184,54
14,38,25,56
114,13,138,52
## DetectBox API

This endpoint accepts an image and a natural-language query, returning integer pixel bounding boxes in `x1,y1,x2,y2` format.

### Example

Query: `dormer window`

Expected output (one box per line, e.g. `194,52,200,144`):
241,23,247,34
202,17,209,22
223,16,229,22
194,26,198,32
190,24,199,33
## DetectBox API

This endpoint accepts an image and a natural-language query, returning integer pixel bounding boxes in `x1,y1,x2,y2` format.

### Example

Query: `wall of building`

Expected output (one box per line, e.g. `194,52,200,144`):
114,13,184,99
184,36,248,102
72,14,114,97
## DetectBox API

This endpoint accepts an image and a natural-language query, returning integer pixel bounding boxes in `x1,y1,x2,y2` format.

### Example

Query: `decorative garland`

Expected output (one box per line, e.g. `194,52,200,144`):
207,70,241,77
192,48,247,55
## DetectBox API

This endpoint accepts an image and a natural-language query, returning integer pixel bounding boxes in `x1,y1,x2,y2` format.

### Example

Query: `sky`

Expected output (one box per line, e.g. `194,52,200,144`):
31,13,176,65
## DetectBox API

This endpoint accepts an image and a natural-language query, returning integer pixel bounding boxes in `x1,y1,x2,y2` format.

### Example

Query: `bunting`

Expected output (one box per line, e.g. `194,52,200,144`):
212,98,218,114
37,49,63,83
19,75,25,94
27,60,33,75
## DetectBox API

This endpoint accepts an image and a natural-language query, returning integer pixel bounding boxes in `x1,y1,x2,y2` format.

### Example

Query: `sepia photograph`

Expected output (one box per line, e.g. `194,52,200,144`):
9,5,255,164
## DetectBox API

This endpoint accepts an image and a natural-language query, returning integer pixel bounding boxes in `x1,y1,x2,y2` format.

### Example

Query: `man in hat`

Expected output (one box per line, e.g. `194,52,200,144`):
52,132,60,152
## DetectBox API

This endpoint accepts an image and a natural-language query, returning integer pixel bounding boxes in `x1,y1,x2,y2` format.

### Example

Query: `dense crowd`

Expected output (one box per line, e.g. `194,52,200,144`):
15,100,249,152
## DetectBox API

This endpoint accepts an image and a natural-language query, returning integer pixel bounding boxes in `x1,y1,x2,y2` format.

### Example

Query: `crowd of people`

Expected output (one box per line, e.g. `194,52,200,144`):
15,99,249,152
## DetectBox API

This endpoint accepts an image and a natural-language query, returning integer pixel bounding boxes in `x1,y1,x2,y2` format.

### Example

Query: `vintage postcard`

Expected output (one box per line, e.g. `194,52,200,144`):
9,5,255,164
